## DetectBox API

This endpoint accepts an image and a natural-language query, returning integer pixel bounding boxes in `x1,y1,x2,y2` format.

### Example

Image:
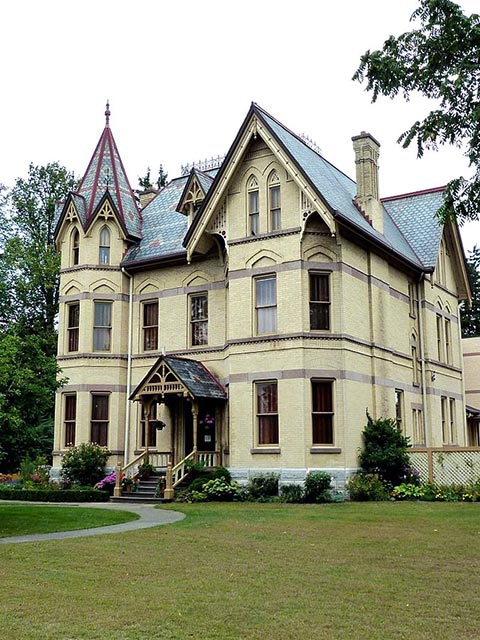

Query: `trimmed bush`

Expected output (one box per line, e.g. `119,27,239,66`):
304,472,332,503
346,473,390,501
61,443,111,487
359,414,411,486
0,486,109,502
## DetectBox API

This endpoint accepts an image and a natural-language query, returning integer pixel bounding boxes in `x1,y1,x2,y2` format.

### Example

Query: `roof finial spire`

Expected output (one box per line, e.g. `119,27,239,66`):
105,100,110,126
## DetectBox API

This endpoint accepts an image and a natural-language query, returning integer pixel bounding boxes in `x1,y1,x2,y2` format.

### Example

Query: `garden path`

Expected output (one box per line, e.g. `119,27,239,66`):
0,501,185,544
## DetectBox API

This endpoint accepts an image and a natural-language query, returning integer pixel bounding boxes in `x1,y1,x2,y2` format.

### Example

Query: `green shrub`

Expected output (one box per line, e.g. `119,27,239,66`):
61,443,111,487
209,466,232,482
304,472,333,503
245,473,279,500
202,478,239,501
346,473,390,501
0,486,109,502
391,482,426,500
359,414,411,486
280,483,304,503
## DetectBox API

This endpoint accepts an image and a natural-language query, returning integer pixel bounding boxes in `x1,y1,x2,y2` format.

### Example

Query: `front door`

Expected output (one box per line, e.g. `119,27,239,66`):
184,401,216,456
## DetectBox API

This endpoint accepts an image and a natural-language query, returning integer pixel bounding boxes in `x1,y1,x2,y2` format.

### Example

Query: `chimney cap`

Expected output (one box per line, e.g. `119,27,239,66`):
351,131,381,147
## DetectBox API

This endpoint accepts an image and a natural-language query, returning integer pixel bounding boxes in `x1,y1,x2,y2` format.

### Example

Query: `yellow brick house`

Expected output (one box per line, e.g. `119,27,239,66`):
52,102,471,490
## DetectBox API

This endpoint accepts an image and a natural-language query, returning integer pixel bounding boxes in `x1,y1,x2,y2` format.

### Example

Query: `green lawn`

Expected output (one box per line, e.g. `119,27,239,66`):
0,502,479,640
0,504,138,536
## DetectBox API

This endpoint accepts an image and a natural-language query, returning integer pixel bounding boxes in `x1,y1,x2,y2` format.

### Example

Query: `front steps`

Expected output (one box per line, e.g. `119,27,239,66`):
110,473,172,504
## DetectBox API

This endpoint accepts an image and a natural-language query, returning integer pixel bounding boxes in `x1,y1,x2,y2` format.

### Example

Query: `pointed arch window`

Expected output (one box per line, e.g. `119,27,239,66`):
72,229,80,266
99,226,111,265
268,171,281,231
247,175,259,236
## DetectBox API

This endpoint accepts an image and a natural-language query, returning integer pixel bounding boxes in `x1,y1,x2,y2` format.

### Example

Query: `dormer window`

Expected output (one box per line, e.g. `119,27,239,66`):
72,229,80,266
99,226,110,265
247,176,259,235
269,171,281,231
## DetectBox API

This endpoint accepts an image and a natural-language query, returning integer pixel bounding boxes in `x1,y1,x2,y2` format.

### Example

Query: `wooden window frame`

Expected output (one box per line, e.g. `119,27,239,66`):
93,301,112,352
72,229,80,266
255,381,279,446
64,394,77,448
143,301,159,351
99,226,110,265
91,394,109,447
190,293,208,346
248,188,259,236
395,389,404,432
311,380,334,445
255,275,277,335
309,272,330,331
67,302,80,352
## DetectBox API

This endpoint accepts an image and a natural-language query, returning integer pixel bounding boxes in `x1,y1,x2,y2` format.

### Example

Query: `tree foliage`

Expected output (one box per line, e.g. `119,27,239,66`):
461,245,480,337
359,414,411,486
0,162,75,470
137,165,168,191
1,163,76,338
61,443,111,486
353,0,480,224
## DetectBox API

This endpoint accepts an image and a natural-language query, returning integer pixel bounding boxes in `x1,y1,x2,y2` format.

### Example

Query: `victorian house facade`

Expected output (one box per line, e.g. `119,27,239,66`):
52,103,471,488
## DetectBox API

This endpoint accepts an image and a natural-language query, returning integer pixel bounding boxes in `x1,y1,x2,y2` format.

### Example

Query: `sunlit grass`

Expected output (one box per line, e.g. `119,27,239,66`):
1,502,479,639
0,504,138,536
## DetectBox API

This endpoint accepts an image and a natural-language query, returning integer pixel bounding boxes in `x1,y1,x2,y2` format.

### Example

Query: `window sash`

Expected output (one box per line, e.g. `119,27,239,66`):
269,185,281,230
256,277,277,334
72,231,79,266
256,382,279,445
91,395,109,446
190,295,208,346
64,394,76,447
94,302,112,351
99,228,110,265
309,274,330,330
68,303,80,352
143,302,158,351
312,381,334,445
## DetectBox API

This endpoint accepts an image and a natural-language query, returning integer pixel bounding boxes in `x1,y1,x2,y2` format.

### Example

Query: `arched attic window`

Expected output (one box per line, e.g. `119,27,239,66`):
71,228,80,266
99,226,111,265
268,171,281,231
247,175,259,236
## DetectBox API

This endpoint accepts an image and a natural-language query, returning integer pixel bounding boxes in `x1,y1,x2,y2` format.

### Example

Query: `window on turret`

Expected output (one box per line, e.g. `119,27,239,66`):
93,302,112,351
255,275,277,334
99,226,110,265
72,229,80,266
268,171,281,231
91,394,109,446
64,394,76,447
309,273,330,330
67,303,80,352
190,294,208,346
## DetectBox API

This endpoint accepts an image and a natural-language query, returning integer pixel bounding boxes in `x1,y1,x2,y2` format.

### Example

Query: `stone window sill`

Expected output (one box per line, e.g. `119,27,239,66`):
250,448,281,455
310,447,342,454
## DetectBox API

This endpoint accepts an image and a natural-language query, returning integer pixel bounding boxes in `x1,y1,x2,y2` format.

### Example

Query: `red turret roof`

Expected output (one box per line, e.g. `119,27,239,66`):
76,102,141,239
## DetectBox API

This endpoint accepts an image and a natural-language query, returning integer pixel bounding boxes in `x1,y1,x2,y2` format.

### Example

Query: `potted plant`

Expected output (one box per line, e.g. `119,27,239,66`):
138,462,155,478
121,476,136,492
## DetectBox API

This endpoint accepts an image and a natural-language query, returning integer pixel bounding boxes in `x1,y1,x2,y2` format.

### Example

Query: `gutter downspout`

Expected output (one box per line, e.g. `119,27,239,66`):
121,267,133,466
418,274,430,447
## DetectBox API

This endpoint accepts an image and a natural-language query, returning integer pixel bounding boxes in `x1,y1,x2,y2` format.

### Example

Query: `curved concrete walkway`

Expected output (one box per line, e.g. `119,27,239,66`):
0,501,185,544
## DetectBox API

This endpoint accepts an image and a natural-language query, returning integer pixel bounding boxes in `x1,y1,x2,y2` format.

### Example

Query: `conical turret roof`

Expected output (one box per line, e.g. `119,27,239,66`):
77,102,141,238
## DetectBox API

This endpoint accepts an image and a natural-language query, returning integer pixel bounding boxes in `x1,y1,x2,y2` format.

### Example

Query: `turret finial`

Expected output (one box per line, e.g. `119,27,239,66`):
105,100,110,126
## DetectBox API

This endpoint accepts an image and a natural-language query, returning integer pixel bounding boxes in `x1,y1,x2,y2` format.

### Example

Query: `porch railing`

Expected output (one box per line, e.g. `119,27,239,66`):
114,450,171,497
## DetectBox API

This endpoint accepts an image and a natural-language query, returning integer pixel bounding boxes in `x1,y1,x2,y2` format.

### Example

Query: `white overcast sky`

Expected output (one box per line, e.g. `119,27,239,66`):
1,0,478,251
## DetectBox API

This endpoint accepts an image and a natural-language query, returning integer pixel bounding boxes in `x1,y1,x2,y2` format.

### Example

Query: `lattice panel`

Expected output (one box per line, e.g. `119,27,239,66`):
410,450,480,485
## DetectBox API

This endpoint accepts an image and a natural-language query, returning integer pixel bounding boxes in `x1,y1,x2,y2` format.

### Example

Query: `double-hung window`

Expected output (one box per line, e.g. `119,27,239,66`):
312,380,334,445
143,302,158,351
91,394,109,446
64,394,77,447
93,302,112,351
255,275,277,334
309,273,330,330
191,294,208,346
67,303,80,352
256,381,279,445
72,229,80,266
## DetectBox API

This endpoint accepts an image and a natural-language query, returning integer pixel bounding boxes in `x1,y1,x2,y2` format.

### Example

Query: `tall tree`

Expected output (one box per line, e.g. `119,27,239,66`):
461,246,480,337
2,162,76,341
353,0,480,224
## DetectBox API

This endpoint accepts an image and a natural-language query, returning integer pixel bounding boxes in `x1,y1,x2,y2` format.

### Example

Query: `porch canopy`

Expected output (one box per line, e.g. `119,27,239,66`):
130,355,226,458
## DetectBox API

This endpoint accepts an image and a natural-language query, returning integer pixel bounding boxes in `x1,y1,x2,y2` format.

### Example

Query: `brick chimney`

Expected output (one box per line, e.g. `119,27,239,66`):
138,187,159,209
352,132,383,234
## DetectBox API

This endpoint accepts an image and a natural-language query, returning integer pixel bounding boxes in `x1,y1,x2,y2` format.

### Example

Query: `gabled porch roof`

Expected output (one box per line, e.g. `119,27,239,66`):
130,355,227,401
